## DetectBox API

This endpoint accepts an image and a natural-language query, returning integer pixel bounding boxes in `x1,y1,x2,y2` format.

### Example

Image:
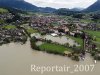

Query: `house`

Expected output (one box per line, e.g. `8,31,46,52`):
51,33,58,37
69,32,75,36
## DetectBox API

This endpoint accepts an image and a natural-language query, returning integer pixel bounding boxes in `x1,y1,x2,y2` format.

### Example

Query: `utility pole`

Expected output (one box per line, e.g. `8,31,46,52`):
82,31,86,55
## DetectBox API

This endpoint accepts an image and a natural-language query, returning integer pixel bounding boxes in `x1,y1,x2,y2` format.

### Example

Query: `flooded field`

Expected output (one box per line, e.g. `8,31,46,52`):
31,33,80,46
0,40,100,75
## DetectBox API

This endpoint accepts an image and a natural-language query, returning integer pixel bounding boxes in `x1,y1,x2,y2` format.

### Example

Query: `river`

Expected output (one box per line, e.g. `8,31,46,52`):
0,40,100,75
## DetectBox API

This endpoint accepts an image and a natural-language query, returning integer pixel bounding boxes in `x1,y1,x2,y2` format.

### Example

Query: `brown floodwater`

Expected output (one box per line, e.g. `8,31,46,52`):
0,40,100,75
31,33,80,46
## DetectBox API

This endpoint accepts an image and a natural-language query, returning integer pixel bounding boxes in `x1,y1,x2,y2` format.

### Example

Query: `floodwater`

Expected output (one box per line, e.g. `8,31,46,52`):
31,33,79,46
0,40,100,75
43,35,79,46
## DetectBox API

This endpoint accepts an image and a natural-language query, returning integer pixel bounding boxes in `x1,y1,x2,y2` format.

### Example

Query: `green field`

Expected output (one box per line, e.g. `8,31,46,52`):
84,30,100,48
66,35,83,47
27,28,38,34
0,8,8,13
84,30,100,38
21,24,38,34
0,19,4,24
96,38,100,42
2,25,16,29
51,22,60,26
81,19,94,23
84,30,100,42
39,42,72,54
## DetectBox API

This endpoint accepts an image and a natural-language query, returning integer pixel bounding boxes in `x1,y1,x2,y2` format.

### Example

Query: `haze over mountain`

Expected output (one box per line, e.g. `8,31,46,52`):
25,0,96,9
85,0,100,12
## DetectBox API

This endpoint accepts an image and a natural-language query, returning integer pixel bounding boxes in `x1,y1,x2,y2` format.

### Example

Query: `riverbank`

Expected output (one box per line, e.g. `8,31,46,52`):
30,36,82,61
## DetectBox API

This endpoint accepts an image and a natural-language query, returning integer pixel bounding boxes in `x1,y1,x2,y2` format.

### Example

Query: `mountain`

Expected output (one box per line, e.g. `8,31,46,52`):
38,7,56,13
54,8,79,16
70,8,84,11
85,0,100,12
0,0,56,13
0,0,38,11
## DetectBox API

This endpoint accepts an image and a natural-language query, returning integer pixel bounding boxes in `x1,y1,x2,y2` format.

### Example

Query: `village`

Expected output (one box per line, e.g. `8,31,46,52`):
29,14,100,61
30,14,100,36
30,15,81,36
0,26,28,45
0,8,100,61
0,8,28,45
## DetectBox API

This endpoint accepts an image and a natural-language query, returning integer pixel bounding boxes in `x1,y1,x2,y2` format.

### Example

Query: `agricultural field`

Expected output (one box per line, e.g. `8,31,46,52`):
0,8,8,13
2,25,16,29
39,42,72,55
84,30,100,42
84,30,100,48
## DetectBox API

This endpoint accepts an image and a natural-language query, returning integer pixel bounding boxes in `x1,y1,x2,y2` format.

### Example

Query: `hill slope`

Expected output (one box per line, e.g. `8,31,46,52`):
0,0,38,11
85,0,100,12
0,0,56,13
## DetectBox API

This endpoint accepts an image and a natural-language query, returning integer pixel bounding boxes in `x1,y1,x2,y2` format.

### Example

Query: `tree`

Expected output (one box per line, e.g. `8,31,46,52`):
73,13,84,19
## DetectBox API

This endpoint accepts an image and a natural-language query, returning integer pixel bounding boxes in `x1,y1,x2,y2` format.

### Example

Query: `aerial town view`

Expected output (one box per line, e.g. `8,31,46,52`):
0,0,100,75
